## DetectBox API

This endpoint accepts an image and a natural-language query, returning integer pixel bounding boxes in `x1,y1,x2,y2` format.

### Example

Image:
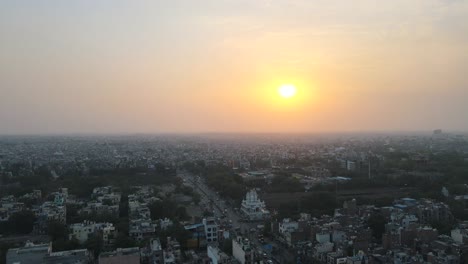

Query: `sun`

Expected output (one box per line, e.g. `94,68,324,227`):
278,84,297,98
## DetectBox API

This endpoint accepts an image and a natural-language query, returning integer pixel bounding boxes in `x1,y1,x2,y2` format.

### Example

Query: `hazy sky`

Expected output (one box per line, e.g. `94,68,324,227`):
1,0,467,134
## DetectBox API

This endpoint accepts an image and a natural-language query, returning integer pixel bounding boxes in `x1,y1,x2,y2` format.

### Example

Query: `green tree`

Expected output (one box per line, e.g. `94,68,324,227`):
367,213,387,240
114,232,136,248
85,232,103,259
9,210,36,234
47,221,68,241
175,206,190,221
53,238,81,252
263,221,272,237
159,223,191,249
222,239,233,255
149,199,177,220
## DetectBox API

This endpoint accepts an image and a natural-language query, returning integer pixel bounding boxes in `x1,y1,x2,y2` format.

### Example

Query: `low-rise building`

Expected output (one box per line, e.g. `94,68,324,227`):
207,245,230,264
203,217,219,245
129,219,156,242
232,236,253,264
99,247,140,264
6,242,91,264
149,238,163,264
279,218,299,234
69,221,117,247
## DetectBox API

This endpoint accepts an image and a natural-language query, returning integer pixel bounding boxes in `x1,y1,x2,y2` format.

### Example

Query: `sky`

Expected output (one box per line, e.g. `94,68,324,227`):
1,0,467,134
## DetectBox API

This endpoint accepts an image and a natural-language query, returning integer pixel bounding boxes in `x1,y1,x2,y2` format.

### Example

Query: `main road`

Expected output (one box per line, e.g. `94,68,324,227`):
178,170,290,263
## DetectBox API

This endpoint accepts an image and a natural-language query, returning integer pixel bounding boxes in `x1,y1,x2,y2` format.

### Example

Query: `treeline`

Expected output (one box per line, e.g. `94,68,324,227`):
265,173,303,193
3,165,177,199
276,191,337,219
183,162,246,202
0,210,36,235
148,199,190,222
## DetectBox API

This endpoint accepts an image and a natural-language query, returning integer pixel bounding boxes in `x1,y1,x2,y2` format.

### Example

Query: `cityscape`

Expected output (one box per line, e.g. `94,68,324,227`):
1,1,468,264
1,132,468,263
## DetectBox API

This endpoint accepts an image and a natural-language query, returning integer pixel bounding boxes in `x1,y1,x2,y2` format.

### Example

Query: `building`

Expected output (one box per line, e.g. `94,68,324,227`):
240,189,269,221
203,217,219,245
6,242,50,264
129,219,156,242
69,221,117,246
99,247,140,264
149,238,163,264
184,223,206,249
35,200,67,233
44,249,91,264
207,245,231,264
159,218,174,230
279,218,299,234
7,242,91,264
232,236,254,264
164,237,181,264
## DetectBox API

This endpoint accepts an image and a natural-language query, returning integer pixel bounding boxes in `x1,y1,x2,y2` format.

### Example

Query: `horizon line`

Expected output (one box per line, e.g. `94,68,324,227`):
0,130,465,137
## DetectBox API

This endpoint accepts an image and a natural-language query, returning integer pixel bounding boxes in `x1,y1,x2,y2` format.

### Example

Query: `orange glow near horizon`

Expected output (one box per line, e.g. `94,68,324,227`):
2,1,467,134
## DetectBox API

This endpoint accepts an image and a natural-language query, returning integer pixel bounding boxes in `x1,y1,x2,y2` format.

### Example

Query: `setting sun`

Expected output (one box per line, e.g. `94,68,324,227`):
278,84,297,98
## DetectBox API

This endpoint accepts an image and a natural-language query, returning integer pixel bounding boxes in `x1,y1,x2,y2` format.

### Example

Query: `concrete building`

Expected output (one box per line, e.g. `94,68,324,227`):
129,219,156,242
279,218,299,234
36,201,67,233
451,228,468,244
44,249,91,264
149,238,163,264
316,231,331,244
99,247,140,264
159,218,174,230
69,221,117,246
7,242,91,264
203,217,219,245
164,237,181,264
232,236,253,264
207,245,230,264
6,242,50,264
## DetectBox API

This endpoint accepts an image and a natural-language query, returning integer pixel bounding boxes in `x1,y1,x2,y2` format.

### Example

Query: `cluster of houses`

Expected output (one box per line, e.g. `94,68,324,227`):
128,186,160,242
5,184,468,264
262,198,468,263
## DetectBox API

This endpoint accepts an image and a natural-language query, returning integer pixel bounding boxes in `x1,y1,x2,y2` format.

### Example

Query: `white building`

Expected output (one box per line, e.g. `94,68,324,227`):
203,217,218,245
401,214,418,229
279,218,299,234
129,219,156,242
314,242,334,257
316,231,331,244
69,221,117,246
451,228,468,244
232,236,253,264
240,189,269,221
150,238,163,264
159,218,174,230
207,246,230,264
